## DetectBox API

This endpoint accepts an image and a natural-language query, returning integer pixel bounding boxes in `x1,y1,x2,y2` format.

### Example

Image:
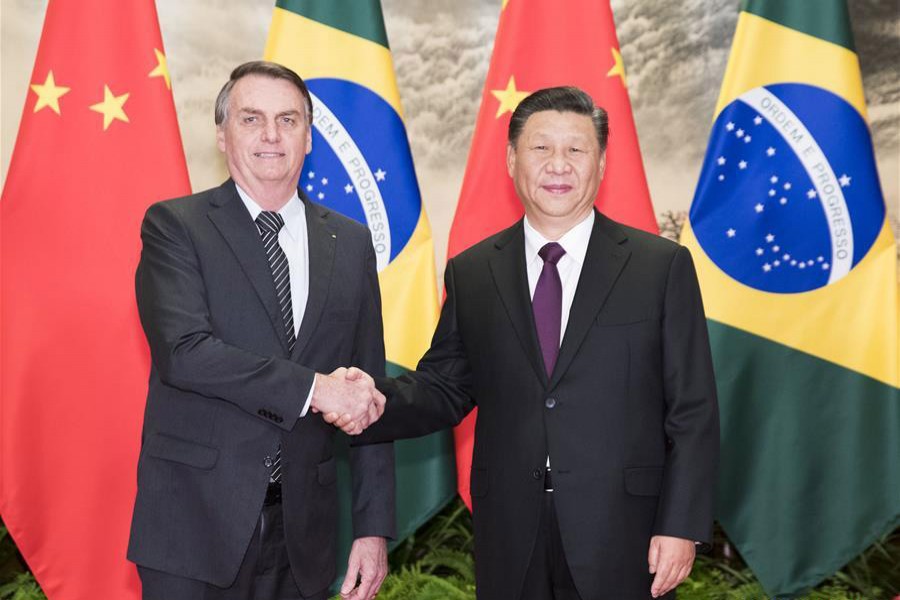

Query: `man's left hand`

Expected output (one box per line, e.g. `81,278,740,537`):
340,536,388,599
648,535,695,598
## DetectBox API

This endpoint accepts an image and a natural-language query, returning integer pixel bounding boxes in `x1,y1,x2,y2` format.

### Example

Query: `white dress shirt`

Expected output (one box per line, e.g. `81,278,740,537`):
236,183,314,416
523,211,595,473
524,211,595,338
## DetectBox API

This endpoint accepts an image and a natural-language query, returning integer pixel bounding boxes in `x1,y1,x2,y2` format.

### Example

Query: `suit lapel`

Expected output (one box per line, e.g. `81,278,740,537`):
489,222,549,387
292,193,335,359
207,180,290,354
548,213,630,390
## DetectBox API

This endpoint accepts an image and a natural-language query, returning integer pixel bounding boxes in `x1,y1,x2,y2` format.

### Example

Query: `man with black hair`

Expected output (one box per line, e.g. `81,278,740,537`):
342,86,719,600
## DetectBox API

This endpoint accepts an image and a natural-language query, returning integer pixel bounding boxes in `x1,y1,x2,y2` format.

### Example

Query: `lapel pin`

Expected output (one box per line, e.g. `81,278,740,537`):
331,234,337,239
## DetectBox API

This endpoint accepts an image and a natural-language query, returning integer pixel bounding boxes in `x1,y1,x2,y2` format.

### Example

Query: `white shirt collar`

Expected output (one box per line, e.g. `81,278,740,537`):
234,182,305,240
523,211,595,266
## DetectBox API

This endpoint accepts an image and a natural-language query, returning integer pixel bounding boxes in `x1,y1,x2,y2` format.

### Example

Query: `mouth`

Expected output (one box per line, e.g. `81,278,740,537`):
253,152,284,159
541,184,573,194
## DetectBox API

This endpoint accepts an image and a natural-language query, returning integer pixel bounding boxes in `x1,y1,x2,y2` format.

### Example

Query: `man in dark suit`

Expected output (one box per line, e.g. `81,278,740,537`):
337,87,719,599
128,61,394,600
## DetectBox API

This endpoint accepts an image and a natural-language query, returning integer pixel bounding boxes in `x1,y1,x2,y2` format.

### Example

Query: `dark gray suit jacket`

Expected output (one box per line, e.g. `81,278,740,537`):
128,180,395,596
360,212,718,599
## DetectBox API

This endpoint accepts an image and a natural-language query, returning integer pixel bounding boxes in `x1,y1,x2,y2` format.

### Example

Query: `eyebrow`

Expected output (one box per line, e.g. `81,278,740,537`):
237,108,302,118
529,134,593,143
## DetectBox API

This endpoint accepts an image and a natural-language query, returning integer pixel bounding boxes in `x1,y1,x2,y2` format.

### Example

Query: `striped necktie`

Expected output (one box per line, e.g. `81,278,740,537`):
255,211,296,353
255,210,293,483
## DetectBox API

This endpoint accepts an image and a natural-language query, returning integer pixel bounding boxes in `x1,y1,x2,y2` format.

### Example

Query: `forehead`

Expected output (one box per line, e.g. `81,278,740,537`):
520,110,596,140
229,74,305,112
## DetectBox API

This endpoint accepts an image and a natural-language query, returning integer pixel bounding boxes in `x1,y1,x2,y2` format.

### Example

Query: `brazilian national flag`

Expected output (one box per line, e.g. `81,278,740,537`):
263,0,457,582
683,0,899,595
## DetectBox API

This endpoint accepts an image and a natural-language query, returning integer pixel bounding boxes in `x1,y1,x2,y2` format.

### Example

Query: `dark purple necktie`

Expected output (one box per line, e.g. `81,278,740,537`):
533,242,566,376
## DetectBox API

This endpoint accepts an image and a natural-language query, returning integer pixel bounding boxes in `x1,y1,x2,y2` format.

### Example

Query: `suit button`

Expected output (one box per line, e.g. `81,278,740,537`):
264,456,273,468
532,469,542,480
545,397,557,409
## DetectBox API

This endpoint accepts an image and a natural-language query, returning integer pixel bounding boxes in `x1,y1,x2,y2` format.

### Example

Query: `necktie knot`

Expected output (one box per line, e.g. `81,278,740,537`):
255,211,285,235
539,242,566,266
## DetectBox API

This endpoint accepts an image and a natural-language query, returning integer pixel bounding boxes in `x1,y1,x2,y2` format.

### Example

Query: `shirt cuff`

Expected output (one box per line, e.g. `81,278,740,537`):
299,377,316,417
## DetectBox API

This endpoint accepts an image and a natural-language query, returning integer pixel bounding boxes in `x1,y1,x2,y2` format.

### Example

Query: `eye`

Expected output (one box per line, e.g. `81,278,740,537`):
533,145,548,151
569,147,583,153
243,115,257,124
280,116,295,125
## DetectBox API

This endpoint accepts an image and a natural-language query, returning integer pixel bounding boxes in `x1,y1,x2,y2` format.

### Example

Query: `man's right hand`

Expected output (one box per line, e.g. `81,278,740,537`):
311,369,385,435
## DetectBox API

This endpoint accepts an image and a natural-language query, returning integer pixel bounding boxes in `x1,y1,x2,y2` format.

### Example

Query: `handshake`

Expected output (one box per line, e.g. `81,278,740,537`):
310,367,383,435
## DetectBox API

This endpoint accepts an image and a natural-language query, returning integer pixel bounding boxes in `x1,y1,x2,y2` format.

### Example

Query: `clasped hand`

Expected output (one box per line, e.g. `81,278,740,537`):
311,367,383,435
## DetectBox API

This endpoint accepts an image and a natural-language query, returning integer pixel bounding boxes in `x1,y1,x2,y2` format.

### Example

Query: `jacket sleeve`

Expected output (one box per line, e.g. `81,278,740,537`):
653,245,720,548
357,258,476,445
136,201,313,431
347,238,396,539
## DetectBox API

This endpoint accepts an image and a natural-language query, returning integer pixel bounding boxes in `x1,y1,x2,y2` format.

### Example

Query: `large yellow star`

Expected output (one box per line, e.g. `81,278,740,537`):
30,71,71,115
607,47,627,87
148,48,171,90
491,76,530,118
89,85,130,130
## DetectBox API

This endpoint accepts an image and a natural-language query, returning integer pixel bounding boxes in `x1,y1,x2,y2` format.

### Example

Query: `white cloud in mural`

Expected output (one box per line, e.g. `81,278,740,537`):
383,3,499,169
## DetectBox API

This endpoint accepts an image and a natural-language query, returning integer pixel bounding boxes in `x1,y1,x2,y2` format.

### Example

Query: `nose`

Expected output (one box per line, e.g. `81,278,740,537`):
546,150,571,174
261,119,280,143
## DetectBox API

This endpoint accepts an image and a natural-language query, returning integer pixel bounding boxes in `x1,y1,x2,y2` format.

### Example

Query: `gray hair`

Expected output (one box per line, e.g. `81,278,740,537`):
507,86,609,152
214,60,313,126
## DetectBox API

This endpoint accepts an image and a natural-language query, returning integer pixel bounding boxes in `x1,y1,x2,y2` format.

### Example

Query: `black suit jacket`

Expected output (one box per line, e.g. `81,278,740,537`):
360,212,718,599
127,180,395,596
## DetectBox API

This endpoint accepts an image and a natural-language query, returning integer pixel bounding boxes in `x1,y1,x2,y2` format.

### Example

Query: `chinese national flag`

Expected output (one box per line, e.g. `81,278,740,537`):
448,0,657,509
0,1,190,598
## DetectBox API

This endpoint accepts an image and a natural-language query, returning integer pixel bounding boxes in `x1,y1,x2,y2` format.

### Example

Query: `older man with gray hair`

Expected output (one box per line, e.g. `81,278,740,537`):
128,61,394,600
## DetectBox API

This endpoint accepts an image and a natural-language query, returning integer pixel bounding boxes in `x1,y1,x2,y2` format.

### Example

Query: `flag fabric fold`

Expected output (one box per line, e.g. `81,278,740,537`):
447,0,658,509
263,0,457,572
0,1,191,598
683,0,900,594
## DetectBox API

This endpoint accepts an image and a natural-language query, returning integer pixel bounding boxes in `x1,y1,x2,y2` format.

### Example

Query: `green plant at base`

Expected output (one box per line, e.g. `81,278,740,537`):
5,504,899,599
378,566,475,600
0,524,46,600
0,573,46,600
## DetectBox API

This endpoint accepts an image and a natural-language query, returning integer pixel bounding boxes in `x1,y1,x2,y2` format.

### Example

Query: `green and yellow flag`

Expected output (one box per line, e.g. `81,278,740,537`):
684,0,899,595
264,0,456,572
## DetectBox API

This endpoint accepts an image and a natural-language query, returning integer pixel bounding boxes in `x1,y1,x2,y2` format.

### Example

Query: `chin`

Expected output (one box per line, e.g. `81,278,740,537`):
252,170,289,181
537,200,577,215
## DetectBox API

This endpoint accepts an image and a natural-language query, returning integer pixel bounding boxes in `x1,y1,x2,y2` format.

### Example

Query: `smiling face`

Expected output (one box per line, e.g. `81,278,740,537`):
507,110,606,239
216,74,311,206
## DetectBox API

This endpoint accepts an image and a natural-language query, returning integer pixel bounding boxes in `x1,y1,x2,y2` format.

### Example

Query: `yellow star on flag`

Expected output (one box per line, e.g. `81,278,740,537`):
607,47,627,87
89,85,130,130
30,71,71,115
148,48,171,90
491,76,530,118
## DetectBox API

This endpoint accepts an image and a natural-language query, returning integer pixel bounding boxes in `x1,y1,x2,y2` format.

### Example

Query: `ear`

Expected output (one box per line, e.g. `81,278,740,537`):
506,143,516,178
216,125,226,153
304,125,312,155
597,151,607,179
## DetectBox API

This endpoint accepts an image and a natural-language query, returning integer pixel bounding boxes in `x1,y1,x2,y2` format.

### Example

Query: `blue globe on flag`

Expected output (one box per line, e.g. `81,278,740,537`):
690,83,884,294
299,78,421,273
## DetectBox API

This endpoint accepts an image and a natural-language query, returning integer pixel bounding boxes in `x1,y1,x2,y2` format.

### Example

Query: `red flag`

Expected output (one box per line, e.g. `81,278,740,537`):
0,1,190,598
448,0,658,509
